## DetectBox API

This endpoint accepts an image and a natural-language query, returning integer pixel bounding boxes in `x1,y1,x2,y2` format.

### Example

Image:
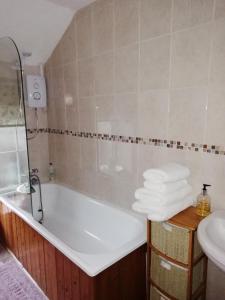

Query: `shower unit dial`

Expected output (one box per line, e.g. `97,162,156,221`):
26,75,47,108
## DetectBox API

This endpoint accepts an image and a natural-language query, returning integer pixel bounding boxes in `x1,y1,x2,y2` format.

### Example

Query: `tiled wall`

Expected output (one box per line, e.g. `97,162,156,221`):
43,0,225,297
45,0,225,211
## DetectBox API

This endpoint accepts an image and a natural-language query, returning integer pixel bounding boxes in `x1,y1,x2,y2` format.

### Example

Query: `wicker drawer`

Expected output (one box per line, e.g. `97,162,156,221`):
151,222,203,264
151,251,205,300
151,250,188,299
150,285,171,300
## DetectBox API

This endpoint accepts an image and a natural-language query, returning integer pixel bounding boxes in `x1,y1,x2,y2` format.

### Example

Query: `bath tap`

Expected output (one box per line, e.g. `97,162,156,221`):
30,173,44,224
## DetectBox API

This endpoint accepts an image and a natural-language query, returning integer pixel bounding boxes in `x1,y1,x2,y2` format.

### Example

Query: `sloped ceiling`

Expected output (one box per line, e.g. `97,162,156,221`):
0,0,94,65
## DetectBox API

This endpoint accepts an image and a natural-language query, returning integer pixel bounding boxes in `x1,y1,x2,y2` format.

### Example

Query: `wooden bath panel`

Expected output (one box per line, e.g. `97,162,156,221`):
0,202,147,300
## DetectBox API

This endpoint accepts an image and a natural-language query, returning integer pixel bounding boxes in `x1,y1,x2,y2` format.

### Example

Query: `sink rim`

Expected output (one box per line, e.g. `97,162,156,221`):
197,210,225,271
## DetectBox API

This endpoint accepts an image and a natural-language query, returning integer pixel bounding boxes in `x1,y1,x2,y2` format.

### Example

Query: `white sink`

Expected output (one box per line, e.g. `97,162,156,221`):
197,210,225,272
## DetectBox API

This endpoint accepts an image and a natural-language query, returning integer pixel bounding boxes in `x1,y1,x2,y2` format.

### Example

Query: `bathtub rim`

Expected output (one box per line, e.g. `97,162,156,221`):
0,184,147,277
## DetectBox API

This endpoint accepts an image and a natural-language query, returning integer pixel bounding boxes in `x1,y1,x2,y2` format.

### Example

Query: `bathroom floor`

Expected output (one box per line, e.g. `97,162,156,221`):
0,244,47,300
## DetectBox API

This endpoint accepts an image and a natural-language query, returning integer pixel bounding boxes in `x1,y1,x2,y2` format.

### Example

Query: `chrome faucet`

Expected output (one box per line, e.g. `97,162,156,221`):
30,171,44,224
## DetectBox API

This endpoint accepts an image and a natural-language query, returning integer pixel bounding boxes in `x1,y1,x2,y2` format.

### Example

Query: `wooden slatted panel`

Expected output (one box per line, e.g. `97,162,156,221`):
24,221,32,274
63,256,72,300
94,264,119,300
20,218,28,269
79,269,95,300
37,234,47,293
29,226,41,286
56,249,65,300
44,239,58,300
71,261,80,300
15,215,22,262
11,213,19,258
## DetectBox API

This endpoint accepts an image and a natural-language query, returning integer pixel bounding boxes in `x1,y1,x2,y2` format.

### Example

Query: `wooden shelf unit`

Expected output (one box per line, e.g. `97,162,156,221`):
147,207,207,300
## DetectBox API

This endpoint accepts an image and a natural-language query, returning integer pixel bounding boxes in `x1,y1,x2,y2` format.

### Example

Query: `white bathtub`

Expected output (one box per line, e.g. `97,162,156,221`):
0,183,146,276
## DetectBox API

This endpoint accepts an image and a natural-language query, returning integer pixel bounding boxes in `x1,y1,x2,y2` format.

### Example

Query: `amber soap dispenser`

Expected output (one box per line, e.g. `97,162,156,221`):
196,184,211,217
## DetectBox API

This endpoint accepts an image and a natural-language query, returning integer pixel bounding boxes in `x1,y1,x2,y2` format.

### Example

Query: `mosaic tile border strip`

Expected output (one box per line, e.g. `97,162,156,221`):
27,128,225,156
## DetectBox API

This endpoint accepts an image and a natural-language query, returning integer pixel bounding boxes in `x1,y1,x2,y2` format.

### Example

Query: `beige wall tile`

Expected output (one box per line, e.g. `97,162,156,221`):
184,150,203,198
115,0,139,48
63,62,78,131
66,135,81,173
210,19,225,86
75,169,99,198
60,19,76,64
51,65,64,99
80,138,97,171
45,67,54,101
114,141,138,182
171,24,211,88
140,0,172,40
55,97,66,130
96,95,114,134
78,58,94,97
48,133,56,164
111,177,137,210
78,97,96,132
66,106,79,132
201,153,225,210
76,7,93,59
95,172,113,202
168,88,207,143
47,98,57,128
140,36,170,90
214,0,225,20
205,88,225,146
94,52,114,95
115,44,138,93
138,90,169,139
51,43,63,67
63,62,77,104
173,0,214,31
92,1,113,55
98,140,115,175
113,93,137,136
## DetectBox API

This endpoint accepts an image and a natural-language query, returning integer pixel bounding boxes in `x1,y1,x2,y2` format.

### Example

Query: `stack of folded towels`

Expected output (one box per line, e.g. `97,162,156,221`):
132,162,194,221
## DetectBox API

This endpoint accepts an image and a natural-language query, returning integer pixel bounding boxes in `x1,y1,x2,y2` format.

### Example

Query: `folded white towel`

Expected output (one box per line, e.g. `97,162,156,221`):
147,195,194,221
144,179,188,194
135,184,192,206
143,163,190,183
132,195,194,221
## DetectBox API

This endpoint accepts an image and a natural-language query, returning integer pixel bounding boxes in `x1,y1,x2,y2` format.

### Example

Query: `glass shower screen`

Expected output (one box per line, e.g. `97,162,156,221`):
0,37,30,193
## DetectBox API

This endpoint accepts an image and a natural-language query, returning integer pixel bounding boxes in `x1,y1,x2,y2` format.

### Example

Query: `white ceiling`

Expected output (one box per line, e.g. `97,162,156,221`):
0,0,94,65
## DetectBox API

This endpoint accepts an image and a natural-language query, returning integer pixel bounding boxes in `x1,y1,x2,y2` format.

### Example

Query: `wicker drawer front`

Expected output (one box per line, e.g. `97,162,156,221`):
151,222,190,264
150,285,171,300
151,251,188,299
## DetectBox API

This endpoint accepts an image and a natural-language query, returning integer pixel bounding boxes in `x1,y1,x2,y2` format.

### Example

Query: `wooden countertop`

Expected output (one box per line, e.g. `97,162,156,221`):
168,206,205,231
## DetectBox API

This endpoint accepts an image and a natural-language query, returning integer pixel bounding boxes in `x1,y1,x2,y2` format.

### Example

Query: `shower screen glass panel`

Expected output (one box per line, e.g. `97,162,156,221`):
0,37,30,193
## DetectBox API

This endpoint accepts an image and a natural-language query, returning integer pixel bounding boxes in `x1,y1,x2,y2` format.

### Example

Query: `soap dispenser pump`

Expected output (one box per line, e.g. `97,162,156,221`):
196,184,211,217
